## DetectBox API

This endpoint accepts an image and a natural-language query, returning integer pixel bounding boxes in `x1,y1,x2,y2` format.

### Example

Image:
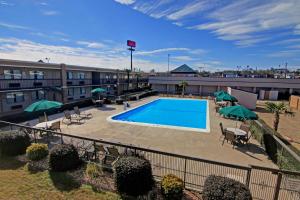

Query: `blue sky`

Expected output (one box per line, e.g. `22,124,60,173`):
0,0,300,72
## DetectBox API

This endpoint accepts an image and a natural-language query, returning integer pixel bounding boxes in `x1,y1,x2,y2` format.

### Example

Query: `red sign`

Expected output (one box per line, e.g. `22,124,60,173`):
127,40,136,48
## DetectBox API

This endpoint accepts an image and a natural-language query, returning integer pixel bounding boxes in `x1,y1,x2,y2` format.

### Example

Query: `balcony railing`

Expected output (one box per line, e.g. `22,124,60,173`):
66,79,92,86
0,79,62,90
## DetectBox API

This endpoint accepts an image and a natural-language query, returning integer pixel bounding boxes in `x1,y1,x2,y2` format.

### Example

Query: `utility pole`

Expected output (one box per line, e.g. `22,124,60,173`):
168,54,170,73
285,62,288,78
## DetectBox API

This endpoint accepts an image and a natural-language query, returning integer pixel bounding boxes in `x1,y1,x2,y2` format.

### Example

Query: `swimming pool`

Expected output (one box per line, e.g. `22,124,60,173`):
108,98,210,132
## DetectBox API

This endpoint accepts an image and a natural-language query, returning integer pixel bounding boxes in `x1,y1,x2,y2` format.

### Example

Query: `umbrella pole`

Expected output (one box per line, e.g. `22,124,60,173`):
44,112,48,122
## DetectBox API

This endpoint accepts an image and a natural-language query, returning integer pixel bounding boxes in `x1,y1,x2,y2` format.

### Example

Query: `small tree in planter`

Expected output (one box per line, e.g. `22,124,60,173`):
265,102,294,132
114,156,154,197
202,175,252,200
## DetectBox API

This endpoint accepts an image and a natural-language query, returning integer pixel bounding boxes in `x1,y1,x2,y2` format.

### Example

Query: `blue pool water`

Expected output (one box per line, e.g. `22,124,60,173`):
111,98,208,130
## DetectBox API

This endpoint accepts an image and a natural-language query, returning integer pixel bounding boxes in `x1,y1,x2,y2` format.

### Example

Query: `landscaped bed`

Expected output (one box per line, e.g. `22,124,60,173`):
0,156,120,200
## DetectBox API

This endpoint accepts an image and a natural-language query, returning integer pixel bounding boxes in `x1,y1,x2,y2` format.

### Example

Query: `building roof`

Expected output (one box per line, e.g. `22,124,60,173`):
171,64,197,74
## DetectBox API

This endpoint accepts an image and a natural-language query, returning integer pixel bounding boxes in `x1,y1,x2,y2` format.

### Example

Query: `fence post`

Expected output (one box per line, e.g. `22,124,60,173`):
60,133,64,144
273,172,282,200
246,168,251,187
183,158,187,187
93,141,97,161
34,130,37,143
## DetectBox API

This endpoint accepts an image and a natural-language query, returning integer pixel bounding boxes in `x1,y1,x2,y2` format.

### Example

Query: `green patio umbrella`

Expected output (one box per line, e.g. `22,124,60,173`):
214,90,226,97
216,92,238,102
25,100,63,120
219,105,258,120
91,87,106,100
91,88,106,94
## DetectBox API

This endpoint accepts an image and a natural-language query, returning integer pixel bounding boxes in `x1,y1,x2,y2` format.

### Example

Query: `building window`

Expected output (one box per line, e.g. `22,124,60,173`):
78,72,85,79
29,71,44,79
80,87,86,95
67,88,74,96
4,69,22,79
6,92,24,104
32,90,45,100
67,71,73,79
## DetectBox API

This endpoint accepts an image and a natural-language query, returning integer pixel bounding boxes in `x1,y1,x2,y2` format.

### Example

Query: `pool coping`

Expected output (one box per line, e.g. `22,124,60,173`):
107,97,210,133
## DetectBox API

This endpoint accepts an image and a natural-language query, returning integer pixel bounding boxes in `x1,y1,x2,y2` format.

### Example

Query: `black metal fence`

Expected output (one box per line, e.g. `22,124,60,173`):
0,120,299,200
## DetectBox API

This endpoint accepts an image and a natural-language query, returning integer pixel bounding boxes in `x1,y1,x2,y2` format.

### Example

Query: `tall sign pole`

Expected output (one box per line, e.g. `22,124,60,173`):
127,40,136,72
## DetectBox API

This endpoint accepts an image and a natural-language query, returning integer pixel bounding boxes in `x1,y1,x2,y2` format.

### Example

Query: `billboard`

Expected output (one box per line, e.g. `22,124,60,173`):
127,40,136,48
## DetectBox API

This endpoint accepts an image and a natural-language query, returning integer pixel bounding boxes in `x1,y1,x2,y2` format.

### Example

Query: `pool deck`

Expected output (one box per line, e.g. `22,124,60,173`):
31,96,276,168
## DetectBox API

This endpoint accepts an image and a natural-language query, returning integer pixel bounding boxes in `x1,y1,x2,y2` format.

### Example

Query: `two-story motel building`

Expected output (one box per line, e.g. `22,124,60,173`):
0,59,148,118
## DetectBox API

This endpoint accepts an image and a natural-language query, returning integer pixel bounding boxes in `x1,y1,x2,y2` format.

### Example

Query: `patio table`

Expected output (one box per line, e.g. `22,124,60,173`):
225,128,247,136
34,120,58,129
216,101,227,107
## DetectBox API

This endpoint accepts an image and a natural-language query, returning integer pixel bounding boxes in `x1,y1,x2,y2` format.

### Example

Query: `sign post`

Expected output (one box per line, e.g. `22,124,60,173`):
127,40,136,72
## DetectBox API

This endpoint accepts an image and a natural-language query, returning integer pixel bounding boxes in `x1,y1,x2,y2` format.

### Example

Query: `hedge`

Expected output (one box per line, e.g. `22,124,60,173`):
202,175,252,200
0,130,31,156
49,144,80,171
26,143,48,161
161,174,184,200
114,156,153,196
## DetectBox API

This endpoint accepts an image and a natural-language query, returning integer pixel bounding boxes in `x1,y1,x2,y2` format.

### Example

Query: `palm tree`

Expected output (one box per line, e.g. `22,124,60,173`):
179,81,188,96
265,102,294,131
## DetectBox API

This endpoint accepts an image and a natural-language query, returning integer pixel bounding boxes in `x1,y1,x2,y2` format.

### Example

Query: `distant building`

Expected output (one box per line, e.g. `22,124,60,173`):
170,64,197,77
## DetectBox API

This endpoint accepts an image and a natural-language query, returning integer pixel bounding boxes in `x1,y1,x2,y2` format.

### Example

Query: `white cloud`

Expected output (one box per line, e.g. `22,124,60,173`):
0,22,30,30
42,10,59,15
268,49,300,57
136,47,190,56
172,56,194,62
0,1,14,6
121,0,300,47
0,37,166,71
76,41,106,49
166,1,210,20
114,0,135,5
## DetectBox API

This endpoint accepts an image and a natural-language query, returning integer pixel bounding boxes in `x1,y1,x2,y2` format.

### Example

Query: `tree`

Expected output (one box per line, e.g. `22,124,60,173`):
179,81,188,96
265,102,294,131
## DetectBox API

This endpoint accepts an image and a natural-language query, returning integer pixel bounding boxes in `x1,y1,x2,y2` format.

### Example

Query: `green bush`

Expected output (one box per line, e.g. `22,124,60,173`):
26,143,48,161
263,133,278,163
0,130,31,156
161,174,184,200
202,175,252,200
114,156,153,197
49,144,80,172
86,162,102,179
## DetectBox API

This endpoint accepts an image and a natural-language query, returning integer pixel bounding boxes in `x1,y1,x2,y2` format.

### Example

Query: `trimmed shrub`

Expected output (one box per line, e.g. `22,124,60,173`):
114,156,153,196
49,144,80,172
263,133,278,163
202,175,252,200
26,143,48,161
0,130,31,156
161,174,184,200
86,162,102,179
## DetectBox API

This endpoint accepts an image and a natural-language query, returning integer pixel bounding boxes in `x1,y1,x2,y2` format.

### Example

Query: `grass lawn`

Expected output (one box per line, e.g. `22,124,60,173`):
0,156,121,200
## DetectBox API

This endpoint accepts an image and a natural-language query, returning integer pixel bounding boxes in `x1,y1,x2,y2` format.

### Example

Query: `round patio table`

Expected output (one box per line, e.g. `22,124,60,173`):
225,128,247,136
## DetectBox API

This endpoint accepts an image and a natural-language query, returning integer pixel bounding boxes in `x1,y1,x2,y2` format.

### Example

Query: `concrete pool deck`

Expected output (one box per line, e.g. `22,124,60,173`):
30,96,276,168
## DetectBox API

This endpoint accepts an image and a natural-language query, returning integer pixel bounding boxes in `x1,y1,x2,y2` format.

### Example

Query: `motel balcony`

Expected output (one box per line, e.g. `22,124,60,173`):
66,79,92,86
0,79,62,90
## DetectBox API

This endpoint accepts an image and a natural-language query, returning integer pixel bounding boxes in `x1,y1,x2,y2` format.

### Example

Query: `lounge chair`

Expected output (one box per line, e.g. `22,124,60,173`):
105,146,120,166
49,121,61,132
62,110,83,125
94,144,107,163
74,106,92,119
